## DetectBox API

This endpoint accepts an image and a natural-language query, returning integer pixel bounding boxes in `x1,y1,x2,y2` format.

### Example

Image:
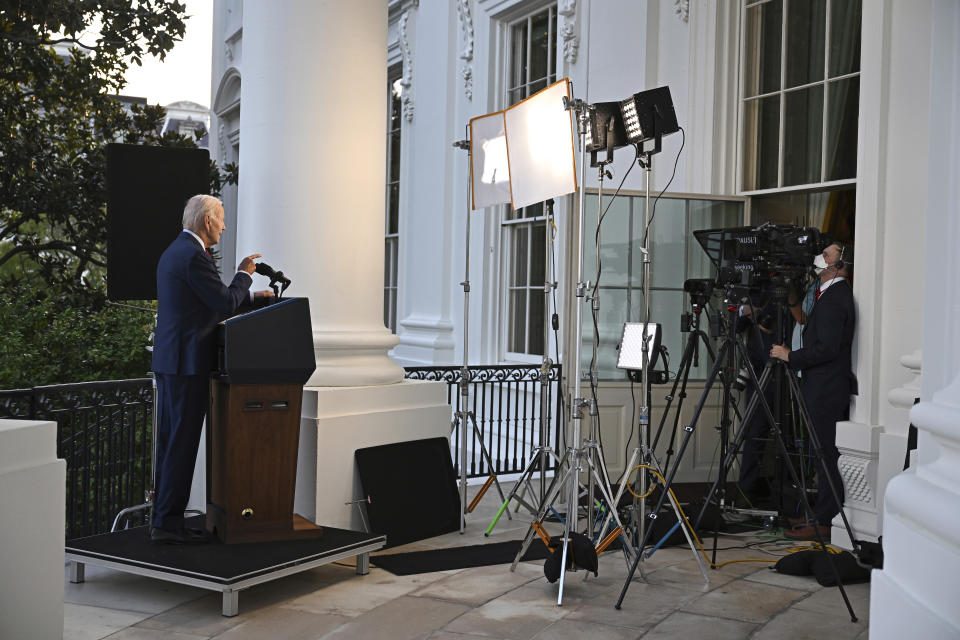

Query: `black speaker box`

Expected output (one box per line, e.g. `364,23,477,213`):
106,144,210,300
355,437,461,547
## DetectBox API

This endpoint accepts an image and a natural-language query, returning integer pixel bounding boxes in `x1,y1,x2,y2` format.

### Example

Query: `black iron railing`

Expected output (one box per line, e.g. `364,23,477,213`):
0,379,153,539
404,364,564,478
0,364,563,538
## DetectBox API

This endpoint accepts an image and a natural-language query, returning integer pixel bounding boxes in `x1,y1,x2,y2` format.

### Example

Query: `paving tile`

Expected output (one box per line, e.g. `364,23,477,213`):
411,563,543,606
281,567,452,617
789,582,871,621
133,594,244,637
532,617,641,640
680,577,807,623
63,603,152,640
743,566,826,592
214,606,349,639
443,583,572,640
642,611,757,640
64,564,207,614
316,595,470,640
566,582,698,632
752,606,867,639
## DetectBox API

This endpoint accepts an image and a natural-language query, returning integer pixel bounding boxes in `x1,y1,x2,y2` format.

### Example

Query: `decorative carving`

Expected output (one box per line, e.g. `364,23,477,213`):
224,40,234,62
457,0,474,100
218,123,227,159
838,455,874,505
558,0,579,64
399,10,415,121
674,0,690,24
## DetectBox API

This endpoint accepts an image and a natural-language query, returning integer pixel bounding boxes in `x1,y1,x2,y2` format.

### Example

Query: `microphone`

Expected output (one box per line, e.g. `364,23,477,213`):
255,262,291,286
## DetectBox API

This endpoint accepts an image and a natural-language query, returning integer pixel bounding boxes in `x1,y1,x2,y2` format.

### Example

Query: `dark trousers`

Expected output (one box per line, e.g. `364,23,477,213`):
801,381,849,526
152,373,209,531
737,365,779,493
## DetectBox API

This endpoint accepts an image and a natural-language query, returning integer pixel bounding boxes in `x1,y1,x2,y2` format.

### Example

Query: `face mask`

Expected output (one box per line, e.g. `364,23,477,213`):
813,254,828,275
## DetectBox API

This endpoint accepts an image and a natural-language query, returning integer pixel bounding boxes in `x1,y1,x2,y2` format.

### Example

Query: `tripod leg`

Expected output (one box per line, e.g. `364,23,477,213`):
615,340,731,609
466,412,513,520
510,449,573,570
485,447,550,536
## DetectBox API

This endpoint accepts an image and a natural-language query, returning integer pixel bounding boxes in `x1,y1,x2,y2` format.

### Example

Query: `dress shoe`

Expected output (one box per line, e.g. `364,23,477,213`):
150,526,211,545
783,524,831,541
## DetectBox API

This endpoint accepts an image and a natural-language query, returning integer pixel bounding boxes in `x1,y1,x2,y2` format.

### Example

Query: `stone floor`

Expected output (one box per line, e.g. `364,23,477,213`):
64,483,871,639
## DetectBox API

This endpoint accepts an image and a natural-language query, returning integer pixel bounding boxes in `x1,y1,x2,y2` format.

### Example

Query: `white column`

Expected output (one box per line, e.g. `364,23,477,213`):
237,0,403,386
870,0,960,636
235,1,451,529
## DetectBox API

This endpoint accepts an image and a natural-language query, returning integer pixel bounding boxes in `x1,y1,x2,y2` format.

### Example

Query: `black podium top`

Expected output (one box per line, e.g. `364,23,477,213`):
217,297,316,384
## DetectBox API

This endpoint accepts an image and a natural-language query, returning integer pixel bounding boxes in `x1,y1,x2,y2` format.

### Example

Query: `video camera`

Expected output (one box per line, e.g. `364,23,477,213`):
693,223,828,294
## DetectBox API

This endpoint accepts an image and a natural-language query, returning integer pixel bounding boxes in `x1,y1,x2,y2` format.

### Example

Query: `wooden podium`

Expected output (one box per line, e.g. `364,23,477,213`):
205,297,322,544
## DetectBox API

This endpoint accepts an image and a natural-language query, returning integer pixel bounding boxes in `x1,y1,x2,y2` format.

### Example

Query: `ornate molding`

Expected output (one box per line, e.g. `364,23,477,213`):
888,349,922,409
674,0,690,24
558,0,579,64
399,10,415,121
218,123,227,159
838,454,875,507
456,0,474,100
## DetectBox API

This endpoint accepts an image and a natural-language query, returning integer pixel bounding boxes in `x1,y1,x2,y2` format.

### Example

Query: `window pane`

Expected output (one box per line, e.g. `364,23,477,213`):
647,198,687,288
785,0,826,88
744,0,783,97
509,290,527,352
585,195,631,288
649,289,687,378
530,221,546,287
524,201,543,220
829,0,862,77
529,292,544,356
530,10,550,85
825,77,859,180
510,20,528,94
512,226,528,285
390,78,402,125
783,85,824,186
742,96,780,190
582,287,629,380
389,131,401,181
388,184,399,234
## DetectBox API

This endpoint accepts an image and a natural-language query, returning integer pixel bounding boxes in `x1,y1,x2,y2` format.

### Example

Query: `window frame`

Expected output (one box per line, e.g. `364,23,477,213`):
384,66,402,333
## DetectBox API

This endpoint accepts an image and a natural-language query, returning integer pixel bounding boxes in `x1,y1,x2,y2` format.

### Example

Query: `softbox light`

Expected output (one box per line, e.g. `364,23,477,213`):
469,111,511,210
503,78,577,210
616,322,662,372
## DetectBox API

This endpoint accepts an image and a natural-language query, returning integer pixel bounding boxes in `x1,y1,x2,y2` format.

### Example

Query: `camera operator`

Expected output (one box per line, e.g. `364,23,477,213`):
770,242,856,541
735,291,794,506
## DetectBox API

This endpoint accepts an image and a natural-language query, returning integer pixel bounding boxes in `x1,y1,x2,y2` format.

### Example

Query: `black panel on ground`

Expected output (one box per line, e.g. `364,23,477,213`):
372,539,551,576
106,143,210,300
355,437,461,548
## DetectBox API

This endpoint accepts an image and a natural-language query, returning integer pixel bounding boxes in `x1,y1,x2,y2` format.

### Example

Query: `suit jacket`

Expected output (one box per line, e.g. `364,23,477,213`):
152,231,253,376
788,278,857,407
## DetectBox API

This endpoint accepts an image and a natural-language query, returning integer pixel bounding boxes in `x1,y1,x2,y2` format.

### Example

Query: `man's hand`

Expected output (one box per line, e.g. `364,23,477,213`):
253,290,275,300
238,253,262,275
770,344,790,362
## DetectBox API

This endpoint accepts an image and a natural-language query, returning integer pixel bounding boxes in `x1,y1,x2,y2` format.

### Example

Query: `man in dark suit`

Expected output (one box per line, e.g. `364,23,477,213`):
770,242,856,541
150,194,272,544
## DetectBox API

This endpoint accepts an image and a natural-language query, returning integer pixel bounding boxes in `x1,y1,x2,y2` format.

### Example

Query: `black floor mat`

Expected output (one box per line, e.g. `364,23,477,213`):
372,539,552,576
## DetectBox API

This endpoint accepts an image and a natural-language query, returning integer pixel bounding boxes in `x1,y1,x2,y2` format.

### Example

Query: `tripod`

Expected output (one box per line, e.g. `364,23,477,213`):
615,287,859,621
451,135,510,532
485,199,564,535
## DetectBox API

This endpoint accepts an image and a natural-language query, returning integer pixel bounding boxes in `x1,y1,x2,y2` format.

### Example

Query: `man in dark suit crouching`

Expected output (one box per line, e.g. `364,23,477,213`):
770,242,856,541
150,194,273,544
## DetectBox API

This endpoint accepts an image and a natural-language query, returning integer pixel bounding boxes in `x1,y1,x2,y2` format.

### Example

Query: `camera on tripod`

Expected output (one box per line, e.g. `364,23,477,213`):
695,222,828,294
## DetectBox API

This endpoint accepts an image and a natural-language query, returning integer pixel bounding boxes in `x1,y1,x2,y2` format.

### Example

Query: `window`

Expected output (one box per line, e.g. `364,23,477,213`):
502,3,557,358
582,194,745,380
741,0,861,191
384,70,402,332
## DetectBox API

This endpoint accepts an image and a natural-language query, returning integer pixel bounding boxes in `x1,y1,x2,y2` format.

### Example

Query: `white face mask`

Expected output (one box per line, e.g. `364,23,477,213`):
813,254,828,275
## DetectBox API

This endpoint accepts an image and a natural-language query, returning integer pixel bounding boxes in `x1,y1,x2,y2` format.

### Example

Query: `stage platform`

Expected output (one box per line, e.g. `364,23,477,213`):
65,517,385,616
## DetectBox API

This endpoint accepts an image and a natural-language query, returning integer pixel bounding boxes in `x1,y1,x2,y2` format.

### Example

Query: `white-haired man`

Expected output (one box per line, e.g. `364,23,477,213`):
150,195,273,544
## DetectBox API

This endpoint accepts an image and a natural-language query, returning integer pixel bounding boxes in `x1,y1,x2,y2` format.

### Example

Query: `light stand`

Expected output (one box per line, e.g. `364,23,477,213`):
508,96,637,606
485,198,564,535
451,135,511,532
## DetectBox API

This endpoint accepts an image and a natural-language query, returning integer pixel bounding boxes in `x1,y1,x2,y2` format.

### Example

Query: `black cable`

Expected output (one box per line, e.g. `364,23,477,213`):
592,144,641,296
641,126,686,249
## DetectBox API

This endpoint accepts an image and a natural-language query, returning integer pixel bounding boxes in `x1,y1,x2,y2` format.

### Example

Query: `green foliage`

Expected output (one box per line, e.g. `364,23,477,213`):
0,284,155,388
0,1,233,386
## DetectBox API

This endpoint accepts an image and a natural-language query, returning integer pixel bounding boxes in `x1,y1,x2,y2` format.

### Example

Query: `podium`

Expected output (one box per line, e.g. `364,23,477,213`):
206,297,321,543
